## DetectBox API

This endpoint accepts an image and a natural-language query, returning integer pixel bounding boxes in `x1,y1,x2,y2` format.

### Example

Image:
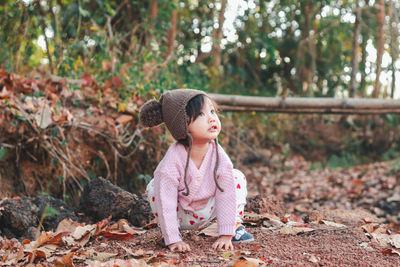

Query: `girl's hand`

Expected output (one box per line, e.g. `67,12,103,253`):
168,241,191,252
212,235,234,251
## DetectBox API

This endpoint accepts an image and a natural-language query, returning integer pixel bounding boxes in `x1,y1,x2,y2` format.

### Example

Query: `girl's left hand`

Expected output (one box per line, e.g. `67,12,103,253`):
212,235,234,251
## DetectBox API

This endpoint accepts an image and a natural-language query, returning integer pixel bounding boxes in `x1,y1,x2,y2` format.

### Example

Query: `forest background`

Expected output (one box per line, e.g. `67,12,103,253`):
1,0,400,204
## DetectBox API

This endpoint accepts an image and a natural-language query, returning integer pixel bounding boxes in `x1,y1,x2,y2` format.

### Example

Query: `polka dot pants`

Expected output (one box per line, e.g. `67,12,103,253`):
146,169,247,230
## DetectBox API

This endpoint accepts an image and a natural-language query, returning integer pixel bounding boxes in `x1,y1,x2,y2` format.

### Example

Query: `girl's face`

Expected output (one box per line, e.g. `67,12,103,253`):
188,97,221,144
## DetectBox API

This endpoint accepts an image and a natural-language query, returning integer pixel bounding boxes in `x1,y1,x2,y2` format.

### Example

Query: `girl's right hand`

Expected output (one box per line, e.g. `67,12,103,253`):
168,241,191,252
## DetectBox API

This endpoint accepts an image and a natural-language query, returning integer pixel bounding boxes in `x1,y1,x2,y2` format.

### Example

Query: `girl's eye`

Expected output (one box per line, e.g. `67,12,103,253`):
210,109,215,114
199,112,205,117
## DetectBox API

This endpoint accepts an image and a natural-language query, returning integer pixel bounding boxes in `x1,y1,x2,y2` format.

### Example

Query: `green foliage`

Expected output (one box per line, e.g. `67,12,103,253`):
37,203,59,234
327,151,359,169
1,0,391,98
0,146,7,161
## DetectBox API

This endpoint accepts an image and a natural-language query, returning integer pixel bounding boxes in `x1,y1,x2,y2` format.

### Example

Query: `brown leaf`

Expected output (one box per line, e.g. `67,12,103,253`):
199,222,219,237
381,248,400,256
115,114,133,126
101,230,133,240
102,76,121,91
55,252,75,267
81,73,96,89
233,259,258,267
320,220,346,228
56,218,84,235
94,216,112,236
0,88,10,99
280,226,315,235
35,231,53,248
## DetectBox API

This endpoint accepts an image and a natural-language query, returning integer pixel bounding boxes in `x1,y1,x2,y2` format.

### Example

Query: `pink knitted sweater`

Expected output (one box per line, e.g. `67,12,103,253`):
152,141,236,245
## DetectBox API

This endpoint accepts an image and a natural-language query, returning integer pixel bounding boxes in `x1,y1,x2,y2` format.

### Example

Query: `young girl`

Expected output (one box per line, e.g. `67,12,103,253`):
139,89,253,252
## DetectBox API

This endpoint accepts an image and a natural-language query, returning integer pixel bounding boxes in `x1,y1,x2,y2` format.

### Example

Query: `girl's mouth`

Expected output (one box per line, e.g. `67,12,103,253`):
209,125,218,132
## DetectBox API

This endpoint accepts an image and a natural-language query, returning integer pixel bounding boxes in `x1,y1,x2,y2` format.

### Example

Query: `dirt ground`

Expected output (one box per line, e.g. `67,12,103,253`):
2,157,400,266
81,222,399,267
75,159,400,267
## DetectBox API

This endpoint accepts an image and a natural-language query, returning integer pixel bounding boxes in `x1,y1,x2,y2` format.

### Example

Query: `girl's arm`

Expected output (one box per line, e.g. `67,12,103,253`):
154,169,182,245
214,146,237,237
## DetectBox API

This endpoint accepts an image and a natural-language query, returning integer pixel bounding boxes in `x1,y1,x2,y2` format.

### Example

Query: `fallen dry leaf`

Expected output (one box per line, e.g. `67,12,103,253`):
83,248,118,261
88,258,150,267
115,114,133,126
320,220,347,228
101,231,133,240
35,104,53,129
280,226,315,235
55,252,75,267
232,258,259,267
56,218,84,234
199,222,219,237
116,243,146,257
389,234,400,249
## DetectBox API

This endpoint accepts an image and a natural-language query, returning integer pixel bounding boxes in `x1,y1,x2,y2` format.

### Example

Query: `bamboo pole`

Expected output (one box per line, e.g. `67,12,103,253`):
209,93,400,114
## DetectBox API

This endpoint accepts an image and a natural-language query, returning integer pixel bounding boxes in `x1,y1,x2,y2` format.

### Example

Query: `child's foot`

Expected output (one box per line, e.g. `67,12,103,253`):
232,224,254,243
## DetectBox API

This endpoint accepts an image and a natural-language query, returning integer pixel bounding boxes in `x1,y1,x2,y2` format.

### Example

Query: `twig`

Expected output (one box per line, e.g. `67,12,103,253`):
98,150,111,180
114,148,118,183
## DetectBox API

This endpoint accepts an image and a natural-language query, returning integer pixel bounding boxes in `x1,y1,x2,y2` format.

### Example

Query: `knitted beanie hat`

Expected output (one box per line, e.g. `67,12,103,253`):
140,89,205,140
139,89,223,196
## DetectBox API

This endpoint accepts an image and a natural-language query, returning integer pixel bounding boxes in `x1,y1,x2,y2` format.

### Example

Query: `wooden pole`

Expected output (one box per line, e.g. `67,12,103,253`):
209,93,400,114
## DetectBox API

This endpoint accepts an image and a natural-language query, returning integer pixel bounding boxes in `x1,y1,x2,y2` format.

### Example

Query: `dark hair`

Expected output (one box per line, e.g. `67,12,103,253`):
186,94,205,124
178,94,218,147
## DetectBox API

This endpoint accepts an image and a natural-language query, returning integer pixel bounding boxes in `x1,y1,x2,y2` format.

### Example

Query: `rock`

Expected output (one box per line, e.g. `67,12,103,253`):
80,177,153,226
32,196,79,230
0,197,39,238
0,196,79,240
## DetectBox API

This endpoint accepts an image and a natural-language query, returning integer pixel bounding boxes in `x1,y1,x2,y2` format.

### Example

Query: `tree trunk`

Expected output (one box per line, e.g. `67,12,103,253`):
389,0,399,98
149,0,158,21
212,0,227,68
34,1,54,74
165,6,178,57
359,35,367,97
373,0,385,98
350,0,361,97
296,0,315,95
146,0,158,48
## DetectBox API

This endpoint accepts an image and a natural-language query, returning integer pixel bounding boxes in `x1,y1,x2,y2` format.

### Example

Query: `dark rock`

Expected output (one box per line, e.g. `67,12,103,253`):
0,197,39,238
32,196,79,230
80,177,153,226
128,193,153,226
0,196,79,240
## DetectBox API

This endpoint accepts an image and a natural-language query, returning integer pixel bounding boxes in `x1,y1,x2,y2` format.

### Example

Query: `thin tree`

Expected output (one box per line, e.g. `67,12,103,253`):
146,0,158,48
165,2,178,58
212,0,227,68
373,0,385,98
389,0,399,98
350,0,362,97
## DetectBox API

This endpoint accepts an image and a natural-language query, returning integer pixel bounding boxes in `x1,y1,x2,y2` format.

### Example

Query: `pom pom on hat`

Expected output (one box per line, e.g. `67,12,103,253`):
139,99,163,127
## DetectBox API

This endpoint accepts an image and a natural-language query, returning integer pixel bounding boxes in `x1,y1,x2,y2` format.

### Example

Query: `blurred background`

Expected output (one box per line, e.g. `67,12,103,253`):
1,0,399,97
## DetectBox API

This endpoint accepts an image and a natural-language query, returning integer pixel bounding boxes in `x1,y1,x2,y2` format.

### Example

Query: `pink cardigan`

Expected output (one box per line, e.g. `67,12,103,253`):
152,141,236,245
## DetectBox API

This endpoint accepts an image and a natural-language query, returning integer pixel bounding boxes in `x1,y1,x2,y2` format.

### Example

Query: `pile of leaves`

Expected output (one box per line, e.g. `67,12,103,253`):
0,68,163,201
0,216,147,266
245,156,400,230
